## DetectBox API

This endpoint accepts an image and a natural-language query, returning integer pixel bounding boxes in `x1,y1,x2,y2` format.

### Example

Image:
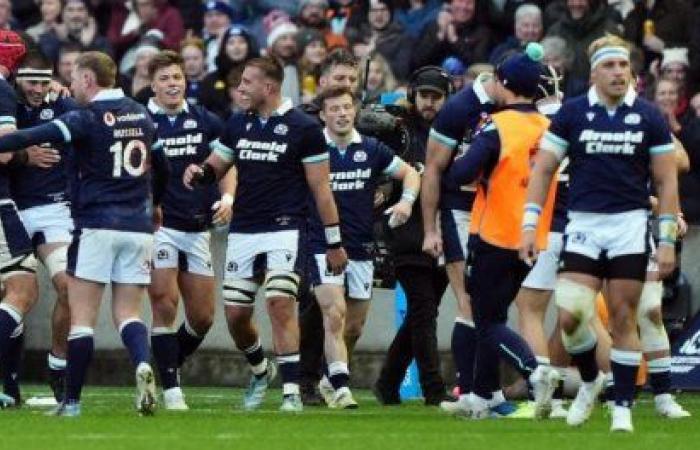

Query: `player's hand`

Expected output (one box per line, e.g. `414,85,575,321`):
211,193,234,226
326,246,348,275
422,230,443,258
678,213,688,238
657,244,676,279
518,229,538,267
26,146,60,168
183,164,203,190
385,200,412,228
48,80,71,101
153,205,163,231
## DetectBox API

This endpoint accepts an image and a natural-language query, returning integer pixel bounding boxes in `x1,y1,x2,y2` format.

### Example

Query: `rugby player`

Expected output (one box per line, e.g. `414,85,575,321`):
522,35,679,432
9,52,78,403
420,68,500,414
310,86,419,408
0,52,170,417
0,31,40,409
146,51,235,410
183,57,347,412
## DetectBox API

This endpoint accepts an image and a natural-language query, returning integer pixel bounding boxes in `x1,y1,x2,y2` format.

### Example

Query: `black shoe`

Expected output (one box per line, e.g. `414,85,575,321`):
424,392,456,406
372,381,401,405
300,383,323,407
49,371,66,404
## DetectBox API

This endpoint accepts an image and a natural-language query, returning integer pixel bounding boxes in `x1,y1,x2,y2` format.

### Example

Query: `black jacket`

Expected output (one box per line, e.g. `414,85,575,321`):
383,112,437,268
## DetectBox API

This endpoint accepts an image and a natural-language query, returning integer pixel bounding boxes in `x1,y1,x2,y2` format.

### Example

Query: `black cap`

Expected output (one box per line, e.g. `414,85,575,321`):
413,67,451,96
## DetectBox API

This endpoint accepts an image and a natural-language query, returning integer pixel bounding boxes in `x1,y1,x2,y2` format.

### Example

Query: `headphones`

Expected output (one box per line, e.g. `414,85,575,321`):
407,65,455,104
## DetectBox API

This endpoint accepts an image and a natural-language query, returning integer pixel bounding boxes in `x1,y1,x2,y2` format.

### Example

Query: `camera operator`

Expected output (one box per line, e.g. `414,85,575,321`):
373,66,454,406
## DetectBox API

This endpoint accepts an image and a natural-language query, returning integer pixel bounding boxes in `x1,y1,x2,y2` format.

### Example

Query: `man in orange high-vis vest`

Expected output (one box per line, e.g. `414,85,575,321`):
445,43,559,420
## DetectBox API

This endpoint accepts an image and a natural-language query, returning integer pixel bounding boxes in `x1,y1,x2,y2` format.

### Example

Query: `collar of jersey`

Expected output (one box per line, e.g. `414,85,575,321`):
587,85,636,108
473,73,494,104
272,97,293,116
324,128,362,146
147,98,189,115
92,88,126,102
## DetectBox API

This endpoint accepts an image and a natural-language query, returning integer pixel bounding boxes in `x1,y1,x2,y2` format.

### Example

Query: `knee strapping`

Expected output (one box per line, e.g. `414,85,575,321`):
638,281,669,352
554,279,597,354
223,278,260,306
44,246,68,279
265,270,300,300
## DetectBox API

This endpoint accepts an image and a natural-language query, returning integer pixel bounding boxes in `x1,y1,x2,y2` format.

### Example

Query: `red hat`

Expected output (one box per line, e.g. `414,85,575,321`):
0,30,27,74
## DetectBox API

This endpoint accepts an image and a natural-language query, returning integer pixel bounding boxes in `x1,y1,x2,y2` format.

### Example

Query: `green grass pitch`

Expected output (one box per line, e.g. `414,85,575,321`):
3,387,699,450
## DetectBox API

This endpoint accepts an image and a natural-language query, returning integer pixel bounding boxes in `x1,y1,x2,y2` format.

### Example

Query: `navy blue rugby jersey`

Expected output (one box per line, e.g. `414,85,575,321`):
10,96,78,209
540,87,674,214
307,130,400,260
0,76,18,200
428,75,495,211
148,99,223,232
0,89,161,233
217,98,328,233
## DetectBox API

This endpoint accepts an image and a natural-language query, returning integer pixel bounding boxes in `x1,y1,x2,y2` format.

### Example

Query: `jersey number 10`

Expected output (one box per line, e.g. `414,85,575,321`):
109,140,148,177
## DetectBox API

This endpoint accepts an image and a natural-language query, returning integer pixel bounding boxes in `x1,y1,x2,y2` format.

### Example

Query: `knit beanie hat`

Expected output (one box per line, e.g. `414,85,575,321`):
496,42,545,98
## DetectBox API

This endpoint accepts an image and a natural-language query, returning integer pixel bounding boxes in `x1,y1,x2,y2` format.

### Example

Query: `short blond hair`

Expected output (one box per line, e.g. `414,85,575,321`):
587,34,630,60
75,51,117,88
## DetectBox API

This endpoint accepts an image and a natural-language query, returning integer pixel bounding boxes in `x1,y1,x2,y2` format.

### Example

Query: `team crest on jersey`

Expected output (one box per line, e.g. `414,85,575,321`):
183,119,198,129
157,249,169,260
353,150,368,162
40,108,54,120
273,124,288,136
276,215,292,226
624,113,641,125
104,112,116,126
246,122,252,131
586,112,595,122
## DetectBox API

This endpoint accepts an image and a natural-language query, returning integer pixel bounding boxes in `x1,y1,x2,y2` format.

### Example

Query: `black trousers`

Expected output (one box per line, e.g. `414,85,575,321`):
299,282,324,387
377,264,448,399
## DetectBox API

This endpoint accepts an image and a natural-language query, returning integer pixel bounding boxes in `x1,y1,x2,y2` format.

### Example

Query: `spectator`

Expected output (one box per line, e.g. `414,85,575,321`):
648,48,693,118
297,0,348,50
0,0,13,30
540,35,586,99
120,39,159,99
651,78,684,137
266,18,301,105
489,3,543,65
346,0,414,82
412,0,492,71
359,52,398,103
225,66,246,116
26,0,62,42
180,37,208,106
202,0,234,73
546,0,620,96
689,6,700,92
441,56,466,91
56,42,81,86
297,28,328,104
201,25,259,118
623,0,692,66
691,92,700,118
326,0,365,38
487,0,547,39
107,0,185,61
38,0,112,63
394,0,442,39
